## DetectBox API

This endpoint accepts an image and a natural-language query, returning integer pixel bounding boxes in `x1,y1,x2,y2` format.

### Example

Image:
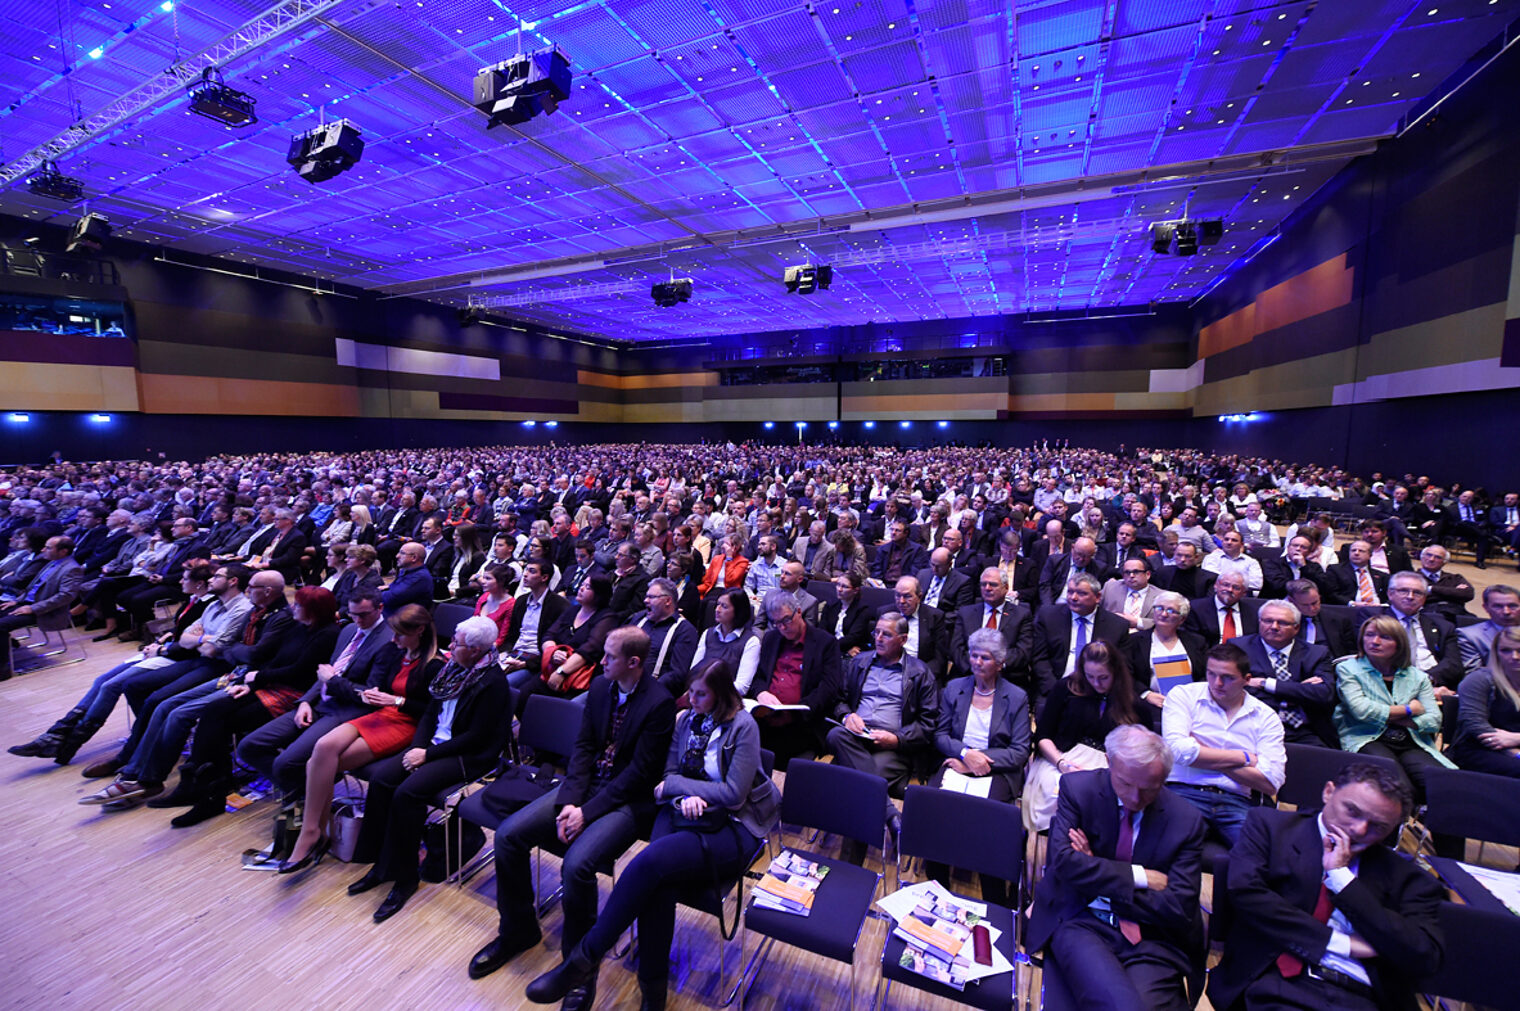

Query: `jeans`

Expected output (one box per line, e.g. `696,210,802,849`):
492,790,641,954
75,657,171,724
121,680,225,783
1168,782,1250,845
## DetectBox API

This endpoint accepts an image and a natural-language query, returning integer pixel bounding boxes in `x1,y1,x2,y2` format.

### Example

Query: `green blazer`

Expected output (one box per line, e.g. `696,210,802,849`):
1332,656,1454,767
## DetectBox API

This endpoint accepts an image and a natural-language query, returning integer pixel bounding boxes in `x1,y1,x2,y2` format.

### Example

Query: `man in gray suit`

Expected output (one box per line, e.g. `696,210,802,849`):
754,560,820,630
1101,556,1164,631
1459,584,1520,672
0,535,85,679
234,588,395,797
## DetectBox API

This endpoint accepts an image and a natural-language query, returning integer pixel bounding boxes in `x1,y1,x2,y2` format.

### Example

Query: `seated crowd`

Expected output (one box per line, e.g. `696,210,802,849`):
3,440,1514,1010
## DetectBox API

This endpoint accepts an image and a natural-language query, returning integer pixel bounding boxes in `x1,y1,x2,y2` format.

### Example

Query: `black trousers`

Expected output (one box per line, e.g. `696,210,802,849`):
0,609,38,672
185,692,276,775
117,581,181,628
1242,969,1379,1011
923,766,1019,906
236,709,357,796
1357,738,1462,856
1450,740,1520,778
1048,915,1190,1011
357,752,479,890
117,660,222,763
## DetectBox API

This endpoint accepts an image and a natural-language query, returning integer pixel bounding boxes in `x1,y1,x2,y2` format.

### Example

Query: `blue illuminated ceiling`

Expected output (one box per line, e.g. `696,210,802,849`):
1,0,1515,340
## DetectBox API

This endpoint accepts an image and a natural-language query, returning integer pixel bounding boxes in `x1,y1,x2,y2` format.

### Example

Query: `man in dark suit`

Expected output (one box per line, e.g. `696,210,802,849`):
941,527,986,577
374,491,420,572
1288,579,1358,659
1356,571,1465,691
1183,572,1259,646
914,547,974,615
870,520,927,585
884,575,949,682
1488,492,1520,555
559,540,604,601
1260,535,1327,600
416,516,455,600
607,542,652,621
0,535,85,679
498,561,570,688
470,626,675,1006
1325,540,1389,607
1039,536,1112,607
1339,520,1411,577
1411,544,1475,624
235,588,396,796
1209,763,1443,1011
1031,572,1130,710
1026,726,1206,1011
1447,489,1490,568
1155,541,1216,600
751,589,843,769
951,566,1034,686
1239,599,1339,747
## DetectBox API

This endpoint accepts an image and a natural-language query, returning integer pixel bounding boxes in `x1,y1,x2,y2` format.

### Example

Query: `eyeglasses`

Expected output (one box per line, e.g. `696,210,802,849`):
1151,606,1181,615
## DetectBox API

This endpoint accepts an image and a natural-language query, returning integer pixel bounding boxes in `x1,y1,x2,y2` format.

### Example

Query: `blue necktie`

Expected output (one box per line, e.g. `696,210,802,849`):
1072,614,1088,658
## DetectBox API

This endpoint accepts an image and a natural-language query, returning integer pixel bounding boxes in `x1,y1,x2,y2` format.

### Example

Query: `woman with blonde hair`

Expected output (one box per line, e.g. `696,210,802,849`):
1450,624,1520,777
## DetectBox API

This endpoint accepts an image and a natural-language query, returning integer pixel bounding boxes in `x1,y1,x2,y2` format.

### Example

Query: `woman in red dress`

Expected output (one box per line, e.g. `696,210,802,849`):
472,563,516,648
279,603,441,873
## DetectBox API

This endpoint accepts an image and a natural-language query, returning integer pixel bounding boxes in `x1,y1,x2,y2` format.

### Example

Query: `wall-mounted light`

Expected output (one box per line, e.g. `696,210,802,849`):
899,420,913,429
6,413,30,423
795,421,808,429
936,420,949,429
827,421,839,429
88,413,112,423
863,421,876,429
1217,412,1263,423
763,421,774,430
544,420,558,428
522,420,537,427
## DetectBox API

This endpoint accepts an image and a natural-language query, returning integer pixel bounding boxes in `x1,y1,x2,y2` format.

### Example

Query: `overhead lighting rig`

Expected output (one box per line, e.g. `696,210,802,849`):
66,212,112,254
1150,219,1223,256
784,263,832,294
186,67,257,127
25,160,85,203
651,278,693,307
473,45,572,129
287,118,365,183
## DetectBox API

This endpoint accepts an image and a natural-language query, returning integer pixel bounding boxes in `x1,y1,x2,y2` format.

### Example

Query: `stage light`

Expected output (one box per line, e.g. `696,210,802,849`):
473,46,572,129
783,263,833,294
863,421,875,429
796,421,808,429
937,420,949,429
827,421,839,429
187,67,257,128
89,414,112,423
544,420,558,428
287,119,364,183
651,279,692,307
763,421,774,430
1149,218,1224,256
522,420,537,427
458,305,481,326
66,213,112,254
6,413,30,423
25,161,85,203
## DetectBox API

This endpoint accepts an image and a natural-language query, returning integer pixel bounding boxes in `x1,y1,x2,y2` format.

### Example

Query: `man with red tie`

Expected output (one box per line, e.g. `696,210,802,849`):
951,567,1033,686
1210,763,1443,1011
1183,571,1258,646
1026,725,1207,1011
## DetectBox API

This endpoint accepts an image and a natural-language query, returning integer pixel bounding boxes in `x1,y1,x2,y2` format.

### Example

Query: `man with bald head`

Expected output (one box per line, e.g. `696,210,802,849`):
914,546,974,615
381,541,433,617
1040,535,1112,607
884,575,949,682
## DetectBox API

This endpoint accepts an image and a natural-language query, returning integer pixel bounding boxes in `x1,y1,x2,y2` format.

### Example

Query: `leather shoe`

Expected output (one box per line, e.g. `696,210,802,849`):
347,869,387,896
81,757,125,779
467,930,541,980
561,980,597,1011
372,883,417,923
91,630,118,642
526,956,597,1004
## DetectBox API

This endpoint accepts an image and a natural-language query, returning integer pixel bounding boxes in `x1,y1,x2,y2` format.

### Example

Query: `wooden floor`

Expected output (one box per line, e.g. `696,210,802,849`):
2,554,1508,1011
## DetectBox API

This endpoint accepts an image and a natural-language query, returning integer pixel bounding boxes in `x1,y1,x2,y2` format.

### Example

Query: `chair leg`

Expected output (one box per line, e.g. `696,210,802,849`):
736,935,775,1009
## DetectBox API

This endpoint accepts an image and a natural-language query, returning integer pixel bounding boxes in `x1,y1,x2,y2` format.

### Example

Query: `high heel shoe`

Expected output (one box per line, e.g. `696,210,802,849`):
277,835,331,874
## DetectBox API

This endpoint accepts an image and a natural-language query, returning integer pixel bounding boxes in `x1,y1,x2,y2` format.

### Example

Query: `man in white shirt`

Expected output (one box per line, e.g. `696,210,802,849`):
1202,530,1264,594
1235,501,1279,550
1162,642,1285,845
1101,557,1162,630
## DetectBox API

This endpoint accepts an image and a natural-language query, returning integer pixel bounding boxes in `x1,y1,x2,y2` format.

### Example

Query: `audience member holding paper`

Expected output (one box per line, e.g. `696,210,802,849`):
926,627,1031,903
1025,641,1152,832
1122,590,1207,713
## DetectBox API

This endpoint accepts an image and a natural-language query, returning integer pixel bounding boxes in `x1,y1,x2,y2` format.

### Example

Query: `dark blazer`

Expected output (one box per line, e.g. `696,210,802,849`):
299,621,399,714
1183,596,1261,645
1236,633,1339,747
1026,770,1207,966
413,668,513,767
878,603,949,682
1122,627,1209,698
819,597,874,656
1210,807,1444,1011
1038,554,1113,607
751,624,843,717
933,676,1031,796
558,672,675,825
331,567,383,610
14,555,85,616
1030,605,1130,708
1417,569,1477,623
608,566,651,621
951,599,1035,686
1324,563,1389,607
544,605,620,668
1258,555,1326,600
420,540,455,599
377,505,418,541
499,588,571,656
245,620,340,693
834,650,939,751
1353,605,1465,688
1299,605,1359,659
913,565,975,614
1337,542,1412,575
381,564,433,617
260,529,308,584
1154,565,1216,601
870,539,928,582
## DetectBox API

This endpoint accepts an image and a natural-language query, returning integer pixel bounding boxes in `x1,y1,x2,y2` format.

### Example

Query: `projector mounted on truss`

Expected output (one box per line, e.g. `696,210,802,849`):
287,117,365,183
784,263,832,294
186,66,257,127
652,269,693,307
25,160,85,203
66,212,112,254
473,44,572,129
1149,218,1223,256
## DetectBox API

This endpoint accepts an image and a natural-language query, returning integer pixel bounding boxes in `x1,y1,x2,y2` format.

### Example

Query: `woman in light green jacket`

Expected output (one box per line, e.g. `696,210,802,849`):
1334,614,1454,808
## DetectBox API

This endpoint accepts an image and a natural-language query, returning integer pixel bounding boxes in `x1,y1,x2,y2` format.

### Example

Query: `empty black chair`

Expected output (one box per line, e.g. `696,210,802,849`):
1279,742,1407,810
741,757,887,1007
431,601,474,645
876,785,1025,1010
1421,765,1520,854
1417,901,1520,1009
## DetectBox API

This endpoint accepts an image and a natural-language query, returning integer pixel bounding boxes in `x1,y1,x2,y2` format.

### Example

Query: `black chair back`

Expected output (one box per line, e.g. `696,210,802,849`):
1417,901,1520,1007
807,579,840,606
778,757,887,847
432,601,474,643
860,584,896,612
1422,766,1520,847
898,785,1023,885
519,693,585,766
759,748,775,779
1280,742,1407,810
